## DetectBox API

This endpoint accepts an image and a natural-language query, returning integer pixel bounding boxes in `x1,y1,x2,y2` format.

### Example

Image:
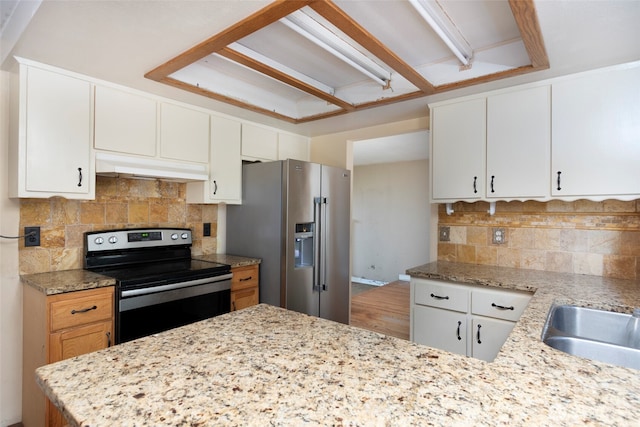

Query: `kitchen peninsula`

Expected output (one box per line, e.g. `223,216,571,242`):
36,262,640,426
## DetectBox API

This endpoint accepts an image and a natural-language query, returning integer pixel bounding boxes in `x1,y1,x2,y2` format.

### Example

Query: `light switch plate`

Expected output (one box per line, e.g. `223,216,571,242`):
439,226,450,242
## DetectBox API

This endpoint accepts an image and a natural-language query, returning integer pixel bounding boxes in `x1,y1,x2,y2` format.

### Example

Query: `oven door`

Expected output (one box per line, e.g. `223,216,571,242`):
116,273,232,343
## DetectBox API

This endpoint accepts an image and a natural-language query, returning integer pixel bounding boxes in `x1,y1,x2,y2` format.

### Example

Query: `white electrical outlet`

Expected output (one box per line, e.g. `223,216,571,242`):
492,228,506,244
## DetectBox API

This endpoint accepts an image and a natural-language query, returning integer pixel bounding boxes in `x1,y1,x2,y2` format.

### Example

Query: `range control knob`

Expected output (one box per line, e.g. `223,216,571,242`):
94,237,104,245
108,236,118,244
181,233,189,240
171,233,179,240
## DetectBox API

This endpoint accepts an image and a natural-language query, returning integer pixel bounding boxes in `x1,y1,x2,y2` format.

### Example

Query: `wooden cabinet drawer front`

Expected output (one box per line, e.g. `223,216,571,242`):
50,289,114,331
413,279,468,313
231,265,259,291
471,288,531,322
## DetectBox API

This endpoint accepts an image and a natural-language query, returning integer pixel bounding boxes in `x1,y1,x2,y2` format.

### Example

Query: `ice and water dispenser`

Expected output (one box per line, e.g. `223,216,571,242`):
294,222,314,268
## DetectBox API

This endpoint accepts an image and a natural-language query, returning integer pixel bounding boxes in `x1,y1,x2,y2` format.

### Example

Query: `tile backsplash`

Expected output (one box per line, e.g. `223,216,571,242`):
438,200,640,280
19,176,218,275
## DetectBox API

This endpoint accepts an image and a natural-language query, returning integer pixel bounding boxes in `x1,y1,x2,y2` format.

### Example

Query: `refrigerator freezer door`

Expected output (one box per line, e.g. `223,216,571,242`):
226,161,284,307
319,165,351,324
285,160,321,317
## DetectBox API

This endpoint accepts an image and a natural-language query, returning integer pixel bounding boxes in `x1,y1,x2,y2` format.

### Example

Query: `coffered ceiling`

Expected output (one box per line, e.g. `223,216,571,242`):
145,0,548,123
2,0,639,136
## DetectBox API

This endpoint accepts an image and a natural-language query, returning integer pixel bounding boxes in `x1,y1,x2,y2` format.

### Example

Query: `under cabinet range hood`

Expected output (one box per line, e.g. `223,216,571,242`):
95,152,208,182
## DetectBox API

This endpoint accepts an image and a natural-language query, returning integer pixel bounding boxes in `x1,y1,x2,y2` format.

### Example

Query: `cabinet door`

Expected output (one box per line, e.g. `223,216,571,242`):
471,316,515,362
49,320,112,362
211,116,242,203
160,103,209,163
24,66,91,195
231,288,259,311
278,132,309,161
552,65,640,198
94,85,157,156
431,98,486,201
241,123,278,161
487,86,550,199
413,305,467,356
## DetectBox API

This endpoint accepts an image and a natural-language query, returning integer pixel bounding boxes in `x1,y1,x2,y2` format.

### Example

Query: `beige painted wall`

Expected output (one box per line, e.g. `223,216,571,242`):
0,69,22,425
310,117,429,170
352,160,429,283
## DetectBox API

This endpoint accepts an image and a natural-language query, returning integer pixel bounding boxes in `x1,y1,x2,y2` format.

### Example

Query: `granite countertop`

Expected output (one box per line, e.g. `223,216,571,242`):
20,269,116,295
21,254,260,295
192,254,261,268
36,262,640,426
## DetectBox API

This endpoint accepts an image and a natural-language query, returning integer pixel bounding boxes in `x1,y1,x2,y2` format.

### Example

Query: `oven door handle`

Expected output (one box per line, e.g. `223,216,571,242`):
121,273,232,298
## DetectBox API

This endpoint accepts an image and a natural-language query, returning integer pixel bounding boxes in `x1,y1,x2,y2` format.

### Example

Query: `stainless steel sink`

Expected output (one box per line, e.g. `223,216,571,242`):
542,304,640,370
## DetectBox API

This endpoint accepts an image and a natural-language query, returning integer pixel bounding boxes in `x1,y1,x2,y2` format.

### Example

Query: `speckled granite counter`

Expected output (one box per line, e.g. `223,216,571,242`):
192,254,261,268
21,269,115,295
36,262,640,426
21,254,259,295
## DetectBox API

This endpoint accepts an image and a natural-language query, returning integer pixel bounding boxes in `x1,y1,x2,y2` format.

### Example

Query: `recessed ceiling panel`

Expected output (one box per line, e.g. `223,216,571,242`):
146,0,549,123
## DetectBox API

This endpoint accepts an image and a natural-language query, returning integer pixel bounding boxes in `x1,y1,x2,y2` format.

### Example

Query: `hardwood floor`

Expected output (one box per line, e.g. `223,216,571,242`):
350,280,410,340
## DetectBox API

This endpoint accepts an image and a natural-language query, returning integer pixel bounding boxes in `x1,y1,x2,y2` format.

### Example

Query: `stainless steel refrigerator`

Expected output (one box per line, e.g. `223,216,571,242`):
226,159,351,324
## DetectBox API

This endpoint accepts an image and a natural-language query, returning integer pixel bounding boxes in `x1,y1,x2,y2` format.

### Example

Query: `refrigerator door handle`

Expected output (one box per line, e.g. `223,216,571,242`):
313,197,323,292
319,197,328,292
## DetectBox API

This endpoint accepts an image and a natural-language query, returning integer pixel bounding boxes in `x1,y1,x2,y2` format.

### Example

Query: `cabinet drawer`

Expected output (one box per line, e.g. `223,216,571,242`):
413,279,468,313
471,288,531,322
231,265,259,291
49,288,114,332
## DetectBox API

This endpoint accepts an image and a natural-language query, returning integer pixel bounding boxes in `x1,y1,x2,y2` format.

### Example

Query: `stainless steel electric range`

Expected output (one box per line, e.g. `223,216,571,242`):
84,228,231,344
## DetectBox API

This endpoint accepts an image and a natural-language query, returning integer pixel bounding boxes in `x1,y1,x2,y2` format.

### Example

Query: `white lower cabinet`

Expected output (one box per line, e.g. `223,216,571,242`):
414,305,467,356
411,278,532,362
470,316,516,362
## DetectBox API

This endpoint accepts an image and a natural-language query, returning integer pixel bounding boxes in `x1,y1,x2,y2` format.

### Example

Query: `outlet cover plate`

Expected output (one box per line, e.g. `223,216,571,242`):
492,228,506,245
25,226,41,247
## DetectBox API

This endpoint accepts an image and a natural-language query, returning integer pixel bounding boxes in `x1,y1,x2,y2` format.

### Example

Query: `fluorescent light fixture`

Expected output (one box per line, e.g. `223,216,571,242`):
408,0,473,66
280,10,391,87
227,42,335,95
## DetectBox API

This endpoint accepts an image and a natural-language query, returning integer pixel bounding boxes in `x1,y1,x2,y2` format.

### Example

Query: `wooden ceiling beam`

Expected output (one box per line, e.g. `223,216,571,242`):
218,47,355,111
308,0,436,95
145,0,314,81
508,0,550,69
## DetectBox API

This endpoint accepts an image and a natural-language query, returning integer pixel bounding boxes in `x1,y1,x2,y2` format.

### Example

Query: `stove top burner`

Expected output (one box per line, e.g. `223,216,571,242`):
83,228,231,288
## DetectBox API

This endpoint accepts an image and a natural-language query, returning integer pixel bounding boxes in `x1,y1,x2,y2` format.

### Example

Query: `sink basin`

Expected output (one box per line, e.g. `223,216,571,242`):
542,304,640,370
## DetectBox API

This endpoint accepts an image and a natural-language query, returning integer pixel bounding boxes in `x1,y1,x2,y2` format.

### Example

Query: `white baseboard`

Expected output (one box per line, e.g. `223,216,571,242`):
398,274,410,282
351,277,386,286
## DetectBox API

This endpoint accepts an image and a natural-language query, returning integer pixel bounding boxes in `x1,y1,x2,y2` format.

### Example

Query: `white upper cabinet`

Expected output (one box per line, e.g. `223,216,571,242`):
187,116,242,204
486,85,550,200
278,132,310,161
241,123,278,161
160,103,209,164
94,85,157,156
431,61,640,203
431,98,486,201
551,64,640,200
10,62,94,199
